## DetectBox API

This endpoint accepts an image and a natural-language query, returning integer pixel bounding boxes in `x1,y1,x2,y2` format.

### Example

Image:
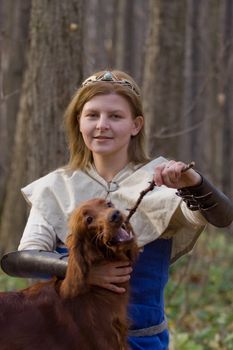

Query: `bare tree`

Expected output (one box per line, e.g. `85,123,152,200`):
82,0,149,85
143,0,233,202
142,0,186,159
0,0,31,211
0,0,83,255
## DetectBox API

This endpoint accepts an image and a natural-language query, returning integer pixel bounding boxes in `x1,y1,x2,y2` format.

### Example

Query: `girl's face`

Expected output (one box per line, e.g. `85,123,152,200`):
79,93,143,161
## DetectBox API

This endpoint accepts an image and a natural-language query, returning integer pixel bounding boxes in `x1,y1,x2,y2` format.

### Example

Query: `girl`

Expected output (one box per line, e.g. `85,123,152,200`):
3,70,233,349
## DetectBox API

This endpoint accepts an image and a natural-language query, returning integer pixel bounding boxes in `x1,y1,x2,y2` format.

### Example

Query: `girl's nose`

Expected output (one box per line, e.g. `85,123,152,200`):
96,115,109,130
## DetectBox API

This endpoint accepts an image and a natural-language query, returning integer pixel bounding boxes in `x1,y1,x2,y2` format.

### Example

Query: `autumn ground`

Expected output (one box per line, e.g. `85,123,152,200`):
167,229,233,350
0,229,232,349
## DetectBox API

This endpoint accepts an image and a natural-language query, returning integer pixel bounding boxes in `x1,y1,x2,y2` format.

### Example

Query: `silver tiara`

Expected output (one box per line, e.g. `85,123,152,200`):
81,71,140,96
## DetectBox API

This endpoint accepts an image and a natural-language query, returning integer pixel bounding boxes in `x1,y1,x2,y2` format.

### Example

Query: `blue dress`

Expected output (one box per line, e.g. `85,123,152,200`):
128,238,172,350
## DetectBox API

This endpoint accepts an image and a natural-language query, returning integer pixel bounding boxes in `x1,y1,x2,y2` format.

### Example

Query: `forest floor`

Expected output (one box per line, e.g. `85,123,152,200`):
166,229,233,350
0,229,233,350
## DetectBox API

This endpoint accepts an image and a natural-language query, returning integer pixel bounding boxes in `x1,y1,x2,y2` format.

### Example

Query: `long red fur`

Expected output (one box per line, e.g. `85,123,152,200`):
0,198,138,350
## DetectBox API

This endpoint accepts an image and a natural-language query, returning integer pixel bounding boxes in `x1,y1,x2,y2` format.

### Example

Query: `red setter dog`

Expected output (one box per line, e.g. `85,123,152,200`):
0,199,138,350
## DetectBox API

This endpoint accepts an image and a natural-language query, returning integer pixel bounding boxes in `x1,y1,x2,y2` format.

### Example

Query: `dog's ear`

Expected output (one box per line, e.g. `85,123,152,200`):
65,233,73,250
66,209,83,246
60,212,91,298
60,239,91,298
126,240,139,264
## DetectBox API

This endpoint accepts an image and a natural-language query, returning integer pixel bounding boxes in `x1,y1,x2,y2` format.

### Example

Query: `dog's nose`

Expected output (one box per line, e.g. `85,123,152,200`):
109,210,122,223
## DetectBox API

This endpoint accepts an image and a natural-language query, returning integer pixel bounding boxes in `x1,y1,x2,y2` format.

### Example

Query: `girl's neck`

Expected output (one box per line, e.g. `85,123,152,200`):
93,154,130,182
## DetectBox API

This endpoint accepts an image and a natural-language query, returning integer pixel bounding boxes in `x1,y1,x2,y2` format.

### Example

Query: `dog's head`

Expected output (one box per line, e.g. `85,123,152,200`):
60,199,138,298
67,198,137,263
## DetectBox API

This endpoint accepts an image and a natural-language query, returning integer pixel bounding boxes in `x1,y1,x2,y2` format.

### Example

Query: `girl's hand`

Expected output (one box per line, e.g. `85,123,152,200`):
154,160,202,189
88,261,133,294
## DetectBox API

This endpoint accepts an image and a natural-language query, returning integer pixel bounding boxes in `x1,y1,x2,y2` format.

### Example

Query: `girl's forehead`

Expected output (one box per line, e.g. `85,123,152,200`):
82,93,132,111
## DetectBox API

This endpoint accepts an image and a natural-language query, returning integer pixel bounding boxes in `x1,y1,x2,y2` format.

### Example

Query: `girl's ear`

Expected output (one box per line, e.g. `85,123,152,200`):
131,116,144,136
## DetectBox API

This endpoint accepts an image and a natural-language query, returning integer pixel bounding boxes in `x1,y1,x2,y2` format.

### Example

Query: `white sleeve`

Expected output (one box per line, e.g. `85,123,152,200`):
161,200,207,240
18,207,57,251
180,201,207,226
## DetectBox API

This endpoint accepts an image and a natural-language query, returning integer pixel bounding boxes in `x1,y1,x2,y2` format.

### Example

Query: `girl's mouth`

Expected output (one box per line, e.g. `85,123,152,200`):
94,136,113,140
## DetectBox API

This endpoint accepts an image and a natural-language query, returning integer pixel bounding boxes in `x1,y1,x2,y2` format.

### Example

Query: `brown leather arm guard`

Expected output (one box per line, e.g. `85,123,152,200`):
0,250,68,279
176,174,233,227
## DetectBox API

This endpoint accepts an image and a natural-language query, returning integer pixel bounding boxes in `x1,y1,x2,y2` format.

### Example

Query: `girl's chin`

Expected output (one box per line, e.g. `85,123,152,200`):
89,142,129,158
91,149,115,156
91,147,123,157
90,144,115,154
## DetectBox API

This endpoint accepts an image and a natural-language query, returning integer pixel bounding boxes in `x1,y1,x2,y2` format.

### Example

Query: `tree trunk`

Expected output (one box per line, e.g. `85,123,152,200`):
0,0,31,213
82,0,149,85
179,0,233,198
114,0,149,84
0,0,83,255
221,0,233,197
142,0,186,159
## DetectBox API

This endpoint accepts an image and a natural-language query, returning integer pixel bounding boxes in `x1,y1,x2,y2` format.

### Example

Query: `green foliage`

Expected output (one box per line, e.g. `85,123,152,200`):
166,230,233,350
0,270,29,291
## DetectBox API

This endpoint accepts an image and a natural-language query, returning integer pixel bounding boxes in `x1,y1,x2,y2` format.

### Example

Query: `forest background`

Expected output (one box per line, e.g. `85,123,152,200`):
0,1,233,349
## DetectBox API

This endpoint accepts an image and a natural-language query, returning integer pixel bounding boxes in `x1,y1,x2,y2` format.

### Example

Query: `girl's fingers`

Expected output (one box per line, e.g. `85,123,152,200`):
153,162,167,186
161,161,182,186
88,261,133,292
109,274,131,283
103,283,126,294
98,261,132,276
114,266,133,276
154,161,191,187
105,261,131,269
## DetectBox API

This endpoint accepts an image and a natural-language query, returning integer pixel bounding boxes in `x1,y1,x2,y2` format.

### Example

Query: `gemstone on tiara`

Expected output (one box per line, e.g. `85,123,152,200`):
81,71,140,96
102,71,114,81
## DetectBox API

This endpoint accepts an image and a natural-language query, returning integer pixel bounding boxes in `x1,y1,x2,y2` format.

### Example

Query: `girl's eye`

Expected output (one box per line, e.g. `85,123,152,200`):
86,216,93,224
86,114,98,118
111,114,122,119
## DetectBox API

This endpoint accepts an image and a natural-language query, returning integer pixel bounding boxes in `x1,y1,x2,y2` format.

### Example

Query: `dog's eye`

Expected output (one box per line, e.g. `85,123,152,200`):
86,216,93,225
106,201,113,208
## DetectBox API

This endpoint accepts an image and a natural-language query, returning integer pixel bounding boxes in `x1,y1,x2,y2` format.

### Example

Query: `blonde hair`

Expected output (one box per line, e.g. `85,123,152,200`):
64,70,150,170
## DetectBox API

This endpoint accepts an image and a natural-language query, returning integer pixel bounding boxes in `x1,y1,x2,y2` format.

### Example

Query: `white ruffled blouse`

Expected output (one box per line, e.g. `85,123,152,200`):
19,157,207,263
